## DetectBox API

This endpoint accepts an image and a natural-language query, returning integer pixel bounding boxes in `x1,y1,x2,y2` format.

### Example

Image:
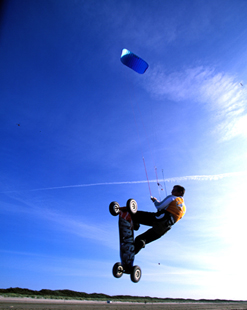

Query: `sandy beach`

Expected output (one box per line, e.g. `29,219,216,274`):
1,297,247,310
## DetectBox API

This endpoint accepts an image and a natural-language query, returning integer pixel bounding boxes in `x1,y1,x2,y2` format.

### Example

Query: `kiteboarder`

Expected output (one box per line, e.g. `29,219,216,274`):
132,185,186,254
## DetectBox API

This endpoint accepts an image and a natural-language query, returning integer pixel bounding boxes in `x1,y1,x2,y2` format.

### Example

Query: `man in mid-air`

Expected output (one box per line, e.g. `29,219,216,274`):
132,185,186,254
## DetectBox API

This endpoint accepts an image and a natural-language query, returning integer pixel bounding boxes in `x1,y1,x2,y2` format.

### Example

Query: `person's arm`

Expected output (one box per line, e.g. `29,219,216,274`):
151,195,176,211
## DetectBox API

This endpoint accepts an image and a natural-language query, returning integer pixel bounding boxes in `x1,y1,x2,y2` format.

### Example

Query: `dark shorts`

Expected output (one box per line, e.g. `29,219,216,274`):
133,210,174,254
132,210,174,236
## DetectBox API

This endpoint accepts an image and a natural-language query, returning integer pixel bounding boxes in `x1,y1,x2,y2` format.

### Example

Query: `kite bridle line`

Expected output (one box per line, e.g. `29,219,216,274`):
162,169,168,197
142,156,152,197
120,48,164,198
129,95,152,197
134,92,164,199
130,91,164,199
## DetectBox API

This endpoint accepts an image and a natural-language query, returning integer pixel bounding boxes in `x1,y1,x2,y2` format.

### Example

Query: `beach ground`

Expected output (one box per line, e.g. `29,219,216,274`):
0,298,247,310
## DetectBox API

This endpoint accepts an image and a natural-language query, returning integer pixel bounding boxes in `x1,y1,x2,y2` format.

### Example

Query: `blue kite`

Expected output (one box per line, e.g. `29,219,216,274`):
120,49,148,74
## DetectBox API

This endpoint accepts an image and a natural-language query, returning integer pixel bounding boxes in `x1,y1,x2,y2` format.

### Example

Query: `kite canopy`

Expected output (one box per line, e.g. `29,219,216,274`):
120,49,149,74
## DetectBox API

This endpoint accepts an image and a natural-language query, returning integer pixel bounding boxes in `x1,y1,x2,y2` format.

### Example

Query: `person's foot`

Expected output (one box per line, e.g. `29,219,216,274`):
134,239,145,254
133,222,140,231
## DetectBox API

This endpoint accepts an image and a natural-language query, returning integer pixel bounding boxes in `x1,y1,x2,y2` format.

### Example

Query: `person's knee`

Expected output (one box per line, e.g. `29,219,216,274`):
153,222,171,236
132,211,156,226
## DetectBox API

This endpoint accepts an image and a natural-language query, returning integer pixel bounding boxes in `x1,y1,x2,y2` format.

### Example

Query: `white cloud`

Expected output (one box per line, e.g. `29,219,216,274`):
216,111,247,140
42,208,115,246
0,195,115,248
0,249,112,278
164,171,247,182
3,170,244,192
145,65,247,141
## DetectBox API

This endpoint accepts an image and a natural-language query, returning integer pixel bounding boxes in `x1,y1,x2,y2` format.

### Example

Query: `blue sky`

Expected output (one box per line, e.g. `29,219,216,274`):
1,0,247,301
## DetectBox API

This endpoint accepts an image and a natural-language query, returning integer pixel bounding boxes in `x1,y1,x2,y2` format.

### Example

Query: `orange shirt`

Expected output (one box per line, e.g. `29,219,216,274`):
154,195,186,223
166,197,186,223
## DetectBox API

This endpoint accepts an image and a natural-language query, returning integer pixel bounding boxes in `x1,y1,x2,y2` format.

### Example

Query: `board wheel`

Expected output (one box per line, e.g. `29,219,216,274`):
130,265,141,283
109,201,120,216
126,199,138,214
112,262,123,278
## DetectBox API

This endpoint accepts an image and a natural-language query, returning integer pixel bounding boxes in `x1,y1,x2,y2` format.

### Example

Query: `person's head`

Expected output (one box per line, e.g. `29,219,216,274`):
172,185,185,197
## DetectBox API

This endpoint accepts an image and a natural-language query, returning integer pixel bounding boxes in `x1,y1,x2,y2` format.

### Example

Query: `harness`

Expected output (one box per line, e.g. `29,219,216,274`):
155,209,175,226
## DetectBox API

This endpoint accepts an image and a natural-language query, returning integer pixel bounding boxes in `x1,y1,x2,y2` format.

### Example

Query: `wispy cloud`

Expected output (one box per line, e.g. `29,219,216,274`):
40,208,114,246
0,249,113,278
165,171,247,182
3,171,246,193
0,196,115,248
145,65,247,141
